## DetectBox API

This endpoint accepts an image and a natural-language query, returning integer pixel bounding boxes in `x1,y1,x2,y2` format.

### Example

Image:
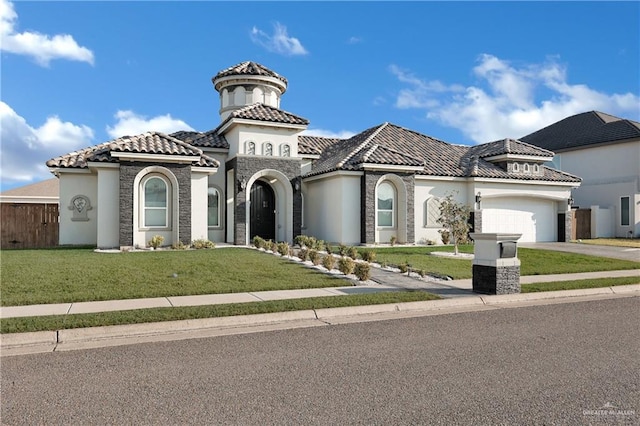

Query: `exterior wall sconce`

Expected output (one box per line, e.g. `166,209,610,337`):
475,192,482,208
568,196,574,207
237,176,247,192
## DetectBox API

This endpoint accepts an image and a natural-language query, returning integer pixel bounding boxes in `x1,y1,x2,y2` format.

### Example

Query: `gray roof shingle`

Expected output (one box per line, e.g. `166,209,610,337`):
47,132,219,169
306,122,580,183
213,61,288,86
298,135,341,155
225,103,309,126
521,111,640,152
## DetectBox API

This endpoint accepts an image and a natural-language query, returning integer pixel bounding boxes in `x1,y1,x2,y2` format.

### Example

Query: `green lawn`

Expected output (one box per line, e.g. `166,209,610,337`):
1,248,347,306
0,291,440,334
360,245,639,279
522,276,639,293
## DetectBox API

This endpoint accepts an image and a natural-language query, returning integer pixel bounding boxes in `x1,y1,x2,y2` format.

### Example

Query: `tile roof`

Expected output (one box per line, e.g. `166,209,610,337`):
520,111,640,152
169,130,204,144
222,103,309,126
0,178,59,197
306,122,580,183
181,130,229,149
298,135,341,155
46,132,219,169
468,138,554,158
213,61,288,86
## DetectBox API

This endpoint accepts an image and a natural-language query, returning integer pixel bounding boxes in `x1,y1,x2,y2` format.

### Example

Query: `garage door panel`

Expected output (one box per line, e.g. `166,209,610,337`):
483,198,556,242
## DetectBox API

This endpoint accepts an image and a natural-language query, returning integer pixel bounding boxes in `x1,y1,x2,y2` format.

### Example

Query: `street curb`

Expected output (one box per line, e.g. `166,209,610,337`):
2,285,638,353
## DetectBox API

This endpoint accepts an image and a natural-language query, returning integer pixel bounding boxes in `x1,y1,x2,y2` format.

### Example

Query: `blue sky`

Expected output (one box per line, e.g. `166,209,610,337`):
1,0,639,191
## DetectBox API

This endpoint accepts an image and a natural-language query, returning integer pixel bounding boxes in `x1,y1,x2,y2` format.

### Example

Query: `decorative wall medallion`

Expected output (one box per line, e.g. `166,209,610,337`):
68,195,92,221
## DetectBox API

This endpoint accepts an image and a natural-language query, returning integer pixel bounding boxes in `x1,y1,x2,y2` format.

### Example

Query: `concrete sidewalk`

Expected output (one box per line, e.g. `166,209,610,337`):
1,269,638,319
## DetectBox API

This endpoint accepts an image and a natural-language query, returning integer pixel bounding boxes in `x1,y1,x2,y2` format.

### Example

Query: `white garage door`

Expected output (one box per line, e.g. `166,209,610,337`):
482,198,556,242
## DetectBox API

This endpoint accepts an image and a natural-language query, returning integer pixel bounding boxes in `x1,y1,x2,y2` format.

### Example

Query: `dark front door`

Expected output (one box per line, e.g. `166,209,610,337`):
250,180,276,240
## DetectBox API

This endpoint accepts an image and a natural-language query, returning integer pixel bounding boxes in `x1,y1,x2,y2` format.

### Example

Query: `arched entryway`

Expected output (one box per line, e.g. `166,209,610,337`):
250,180,276,240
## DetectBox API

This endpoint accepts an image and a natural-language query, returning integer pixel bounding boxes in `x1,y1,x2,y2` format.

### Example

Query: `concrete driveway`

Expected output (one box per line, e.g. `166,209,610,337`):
520,242,640,262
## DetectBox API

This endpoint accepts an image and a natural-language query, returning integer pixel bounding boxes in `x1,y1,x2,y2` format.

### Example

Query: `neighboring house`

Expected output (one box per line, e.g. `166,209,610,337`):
45,61,580,249
0,178,60,248
521,111,640,238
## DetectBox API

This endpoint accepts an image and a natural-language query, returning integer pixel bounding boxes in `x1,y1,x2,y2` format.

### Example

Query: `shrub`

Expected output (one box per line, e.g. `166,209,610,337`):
338,256,355,275
361,249,376,263
276,242,290,256
322,254,336,270
418,269,427,278
148,235,164,249
313,239,325,251
439,229,451,245
390,236,397,246
354,263,371,281
172,241,189,250
294,235,310,248
324,243,333,255
298,248,309,261
306,236,317,250
308,249,321,265
338,244,348,256
253,236,266,249
398,263,408,274
381,260,388,268
266,240,277,252
347,246,359,260
192,239,215,249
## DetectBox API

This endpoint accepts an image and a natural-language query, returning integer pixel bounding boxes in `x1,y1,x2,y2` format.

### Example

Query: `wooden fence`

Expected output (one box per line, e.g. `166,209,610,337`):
571,208,591,240
1,203,59,249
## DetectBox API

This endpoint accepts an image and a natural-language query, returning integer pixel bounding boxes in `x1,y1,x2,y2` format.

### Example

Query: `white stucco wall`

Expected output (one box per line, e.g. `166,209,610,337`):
305,173,361,244
203,152,227,243
58,172,98,246
225,124,301,159
554,140,639,237
191,171,210,242
96,167,120,248
414,179,468,244
590,205,614,238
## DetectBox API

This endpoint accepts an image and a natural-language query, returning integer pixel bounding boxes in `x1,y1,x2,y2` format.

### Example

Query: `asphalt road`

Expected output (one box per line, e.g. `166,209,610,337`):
2,297,638,425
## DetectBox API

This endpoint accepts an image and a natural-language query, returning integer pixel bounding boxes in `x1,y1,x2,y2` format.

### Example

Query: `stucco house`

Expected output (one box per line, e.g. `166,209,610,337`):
46,61,581,249
521,111,640,238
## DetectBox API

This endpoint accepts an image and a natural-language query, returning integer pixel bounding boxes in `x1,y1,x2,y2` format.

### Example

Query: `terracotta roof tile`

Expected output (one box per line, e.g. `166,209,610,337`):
47,132,219,169
226,103,309,126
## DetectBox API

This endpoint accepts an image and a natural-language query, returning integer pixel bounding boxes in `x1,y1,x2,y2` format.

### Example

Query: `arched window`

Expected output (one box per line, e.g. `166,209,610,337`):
524,163,530,173
512,162,520,172
246,141,256,155
208,187,220,227
281,144,291,157
264,142,273,156
142,175,169,227
377,181,395,227
533,164,540,173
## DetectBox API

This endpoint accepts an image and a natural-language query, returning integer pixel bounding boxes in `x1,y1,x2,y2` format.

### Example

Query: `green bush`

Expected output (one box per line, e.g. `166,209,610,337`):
322,254,336,270
309,249,321,265
148,235,164,249
192,239,215,249
294,235,311,248
253,236,265,249
398,263,408,273
361,249,376,263
313,239,325,251
390,236,397,246
338,244,348,256
354,263,371,281
338,256,355,275
347,246,359,259
324,243,333,255
298,248,309,261
172,241,189,250
276,242,290,256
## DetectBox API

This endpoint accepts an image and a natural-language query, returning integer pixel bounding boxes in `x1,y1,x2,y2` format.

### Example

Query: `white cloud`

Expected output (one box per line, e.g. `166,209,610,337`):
302,128,355,139
250,22,308,56
0,102,94,185
106,110,194,139
348,36,362,44
390,55,640,143
0,0,94,66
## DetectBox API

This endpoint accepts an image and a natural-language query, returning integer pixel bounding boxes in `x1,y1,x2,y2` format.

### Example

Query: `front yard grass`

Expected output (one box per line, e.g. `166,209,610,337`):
572,238,640,248
522,276,639,292
365,245,639,279
1,248,348,306
0,291,440,334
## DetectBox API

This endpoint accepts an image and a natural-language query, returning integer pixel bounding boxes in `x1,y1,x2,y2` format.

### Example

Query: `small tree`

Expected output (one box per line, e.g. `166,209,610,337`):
436,192,471,255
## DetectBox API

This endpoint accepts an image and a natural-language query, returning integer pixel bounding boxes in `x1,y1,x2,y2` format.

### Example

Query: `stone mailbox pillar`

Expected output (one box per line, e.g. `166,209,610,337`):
469,233,522,295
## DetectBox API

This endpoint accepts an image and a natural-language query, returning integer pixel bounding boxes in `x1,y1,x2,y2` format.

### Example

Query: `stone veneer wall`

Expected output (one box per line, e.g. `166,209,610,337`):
565,210,573,243
226,156,302,245
119,162,192,247
474,210,483,233
472,264,521,295
361,171,415,244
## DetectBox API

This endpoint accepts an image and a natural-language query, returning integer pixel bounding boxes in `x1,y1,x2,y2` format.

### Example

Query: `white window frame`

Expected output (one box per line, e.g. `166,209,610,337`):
141,174,170,229
208,186,221,228
620,196,630,226
376,181,395,228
